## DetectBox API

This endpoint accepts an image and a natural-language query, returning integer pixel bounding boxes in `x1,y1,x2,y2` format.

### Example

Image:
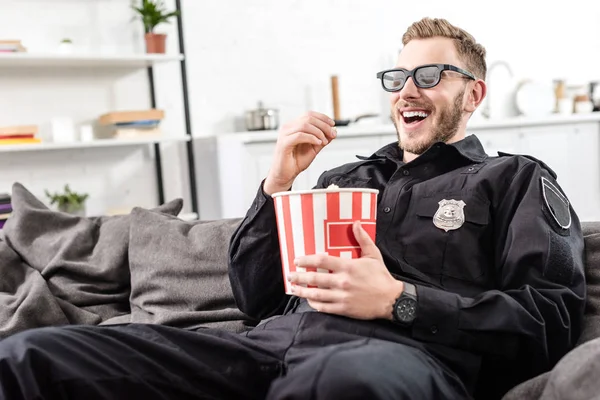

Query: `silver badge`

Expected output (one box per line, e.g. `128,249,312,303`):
433,199,466,232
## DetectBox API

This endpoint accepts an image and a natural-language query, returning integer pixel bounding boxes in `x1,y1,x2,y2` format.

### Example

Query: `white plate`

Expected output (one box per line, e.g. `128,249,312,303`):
515,80,556,117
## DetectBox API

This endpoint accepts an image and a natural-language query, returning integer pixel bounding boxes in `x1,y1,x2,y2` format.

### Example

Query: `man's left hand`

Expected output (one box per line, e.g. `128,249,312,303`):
289,220,404,320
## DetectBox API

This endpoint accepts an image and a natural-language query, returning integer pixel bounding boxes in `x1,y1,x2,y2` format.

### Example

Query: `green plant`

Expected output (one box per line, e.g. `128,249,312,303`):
60,38,72,44
45,185,89,209
132,0,180,34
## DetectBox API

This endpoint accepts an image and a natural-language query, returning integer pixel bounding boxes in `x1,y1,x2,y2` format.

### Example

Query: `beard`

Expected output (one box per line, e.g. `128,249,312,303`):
393,88,465,156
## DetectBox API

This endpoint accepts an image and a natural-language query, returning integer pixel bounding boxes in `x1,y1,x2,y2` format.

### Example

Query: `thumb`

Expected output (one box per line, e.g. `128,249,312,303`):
353,220,382,260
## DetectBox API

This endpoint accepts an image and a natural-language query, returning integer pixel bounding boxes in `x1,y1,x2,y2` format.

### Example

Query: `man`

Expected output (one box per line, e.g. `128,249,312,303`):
0,17,585,400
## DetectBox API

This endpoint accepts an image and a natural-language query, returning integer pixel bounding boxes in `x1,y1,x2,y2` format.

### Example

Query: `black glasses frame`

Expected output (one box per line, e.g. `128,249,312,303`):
376,64,476,92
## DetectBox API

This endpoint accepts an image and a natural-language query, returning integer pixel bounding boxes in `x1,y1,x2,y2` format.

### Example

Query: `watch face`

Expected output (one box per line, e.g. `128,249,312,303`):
395,298,417,323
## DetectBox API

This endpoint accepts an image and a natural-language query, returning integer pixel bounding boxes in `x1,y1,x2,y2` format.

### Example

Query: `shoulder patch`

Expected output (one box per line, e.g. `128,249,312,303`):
541,177,571,230
497,151,557,179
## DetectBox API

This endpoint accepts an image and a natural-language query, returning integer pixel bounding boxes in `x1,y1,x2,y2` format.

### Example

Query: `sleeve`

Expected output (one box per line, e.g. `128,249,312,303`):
228,175,330,320
410,161,586,374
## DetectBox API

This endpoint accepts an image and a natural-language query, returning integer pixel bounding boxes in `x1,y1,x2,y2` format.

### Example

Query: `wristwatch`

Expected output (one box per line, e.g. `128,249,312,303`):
392,282,418,326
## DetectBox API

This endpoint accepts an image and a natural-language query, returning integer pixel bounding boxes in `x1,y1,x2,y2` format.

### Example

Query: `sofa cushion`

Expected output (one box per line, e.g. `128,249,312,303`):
537,337,600,400
2,182,183,324
578,221,600,345
128,208,253,332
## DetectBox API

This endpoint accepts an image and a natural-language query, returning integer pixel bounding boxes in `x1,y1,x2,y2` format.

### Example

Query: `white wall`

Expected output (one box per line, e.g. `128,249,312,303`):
183,0,600,135
1,0,599,217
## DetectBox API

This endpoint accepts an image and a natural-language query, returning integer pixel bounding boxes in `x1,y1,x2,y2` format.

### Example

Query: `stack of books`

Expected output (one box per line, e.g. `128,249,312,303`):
0,125,41,145
98,109,164,139
0,40,27,53
0,193,11,230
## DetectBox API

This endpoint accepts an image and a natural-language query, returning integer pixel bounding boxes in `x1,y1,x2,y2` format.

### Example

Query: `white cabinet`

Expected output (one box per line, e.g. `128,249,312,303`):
517,123,600,220
194,115,600,222
469,128,520,155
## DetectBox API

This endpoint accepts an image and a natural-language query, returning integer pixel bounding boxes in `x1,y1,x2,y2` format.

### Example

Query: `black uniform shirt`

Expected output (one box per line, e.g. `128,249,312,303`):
228,134,586,394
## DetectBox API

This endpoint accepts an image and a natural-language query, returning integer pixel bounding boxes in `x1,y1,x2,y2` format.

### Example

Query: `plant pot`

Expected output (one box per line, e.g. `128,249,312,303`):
58,203,86,217
145,33,167,54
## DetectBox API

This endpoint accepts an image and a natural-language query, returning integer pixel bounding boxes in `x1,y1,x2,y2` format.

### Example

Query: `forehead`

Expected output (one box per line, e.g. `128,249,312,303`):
396,37,462,70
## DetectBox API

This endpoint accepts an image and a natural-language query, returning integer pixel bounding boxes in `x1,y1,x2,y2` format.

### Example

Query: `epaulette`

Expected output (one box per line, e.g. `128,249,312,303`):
497,151,558,179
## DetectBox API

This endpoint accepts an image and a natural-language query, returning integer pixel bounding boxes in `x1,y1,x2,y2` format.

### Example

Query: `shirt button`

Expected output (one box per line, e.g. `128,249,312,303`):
402,170,410,176
383,207,391,213
430,325,438,334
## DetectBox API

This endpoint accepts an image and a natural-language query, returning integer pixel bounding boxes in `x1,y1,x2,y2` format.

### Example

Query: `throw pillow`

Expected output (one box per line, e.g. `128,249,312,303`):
0,238,70,338
128,208,254,332
2,182,183,324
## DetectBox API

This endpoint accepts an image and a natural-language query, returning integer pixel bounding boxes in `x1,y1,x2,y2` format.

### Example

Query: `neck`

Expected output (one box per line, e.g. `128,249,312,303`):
403,152,418,163
400,128,468,164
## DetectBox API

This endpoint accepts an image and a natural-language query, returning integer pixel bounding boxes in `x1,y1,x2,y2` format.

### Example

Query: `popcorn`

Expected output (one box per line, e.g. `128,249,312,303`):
327,184,340,190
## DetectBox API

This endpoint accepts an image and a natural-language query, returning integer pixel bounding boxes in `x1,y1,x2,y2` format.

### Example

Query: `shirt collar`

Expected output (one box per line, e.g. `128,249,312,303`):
366,134,488,164
445,134,488,163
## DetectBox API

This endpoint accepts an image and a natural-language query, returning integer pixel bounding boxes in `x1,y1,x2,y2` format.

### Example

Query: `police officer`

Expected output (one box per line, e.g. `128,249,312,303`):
0,17,585,400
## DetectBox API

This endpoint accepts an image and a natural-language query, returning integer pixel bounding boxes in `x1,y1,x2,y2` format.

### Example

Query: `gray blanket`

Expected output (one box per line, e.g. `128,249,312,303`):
0,183,253,339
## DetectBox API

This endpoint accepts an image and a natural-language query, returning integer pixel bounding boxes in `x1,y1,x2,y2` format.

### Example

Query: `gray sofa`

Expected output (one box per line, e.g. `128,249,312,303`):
0,182,599,399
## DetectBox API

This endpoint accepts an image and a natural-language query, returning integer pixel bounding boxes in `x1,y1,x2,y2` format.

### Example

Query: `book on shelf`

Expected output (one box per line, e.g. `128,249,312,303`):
0,125,38,136
0,40,27,52
0,193,10,205
99,109,165,126
0,138,41,145
0,125,40,145
113,127,162,139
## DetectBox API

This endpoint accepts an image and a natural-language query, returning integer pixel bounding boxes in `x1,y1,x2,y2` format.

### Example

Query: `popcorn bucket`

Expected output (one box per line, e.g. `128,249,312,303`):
271,187,379,294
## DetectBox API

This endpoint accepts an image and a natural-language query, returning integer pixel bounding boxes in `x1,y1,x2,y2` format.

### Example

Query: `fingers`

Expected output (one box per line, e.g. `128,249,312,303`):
289,122,329,146
280,113,337,146
281,132,322,147
306,111,335,128
291,285,343,304
304,113,337,141
288,270,336,288
294,253,343,273
307,300,344,315
353,221,382,260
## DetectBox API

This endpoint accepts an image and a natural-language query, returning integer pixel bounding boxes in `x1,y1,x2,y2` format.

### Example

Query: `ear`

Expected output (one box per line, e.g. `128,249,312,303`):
465,79,487,113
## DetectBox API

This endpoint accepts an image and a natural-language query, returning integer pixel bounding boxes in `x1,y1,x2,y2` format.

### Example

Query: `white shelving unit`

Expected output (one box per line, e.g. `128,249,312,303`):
0,135,190,153
0,52,184,68
1,49,199,220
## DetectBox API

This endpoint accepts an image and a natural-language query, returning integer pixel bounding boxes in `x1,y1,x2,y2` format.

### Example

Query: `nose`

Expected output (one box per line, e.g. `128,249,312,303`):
399,76,421,100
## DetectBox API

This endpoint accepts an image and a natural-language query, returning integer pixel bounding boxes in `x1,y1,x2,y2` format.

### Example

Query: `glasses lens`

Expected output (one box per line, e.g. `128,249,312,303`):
382,70,407,91
415,66,440,87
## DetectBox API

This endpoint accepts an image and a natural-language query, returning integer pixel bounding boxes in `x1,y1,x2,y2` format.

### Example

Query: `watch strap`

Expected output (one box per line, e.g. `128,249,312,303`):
403,282,417,298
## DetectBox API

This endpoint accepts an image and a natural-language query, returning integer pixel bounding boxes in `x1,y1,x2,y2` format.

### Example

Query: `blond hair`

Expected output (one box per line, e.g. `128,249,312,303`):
402,17,487,80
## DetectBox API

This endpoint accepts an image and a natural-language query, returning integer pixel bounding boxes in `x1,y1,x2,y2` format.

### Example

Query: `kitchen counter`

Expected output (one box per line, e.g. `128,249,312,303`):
221,112,600,143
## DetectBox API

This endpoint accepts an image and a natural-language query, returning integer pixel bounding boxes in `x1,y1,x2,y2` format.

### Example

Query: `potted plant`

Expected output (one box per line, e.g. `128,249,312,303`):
58,38,73,54
132,0,180,54
45,184,89,216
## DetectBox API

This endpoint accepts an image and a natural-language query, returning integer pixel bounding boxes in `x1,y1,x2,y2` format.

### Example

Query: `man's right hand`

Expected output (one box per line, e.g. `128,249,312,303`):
263,111,337,195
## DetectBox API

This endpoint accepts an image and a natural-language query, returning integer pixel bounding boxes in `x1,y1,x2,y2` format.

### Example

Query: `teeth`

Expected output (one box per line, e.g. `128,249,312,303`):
402,111,429,118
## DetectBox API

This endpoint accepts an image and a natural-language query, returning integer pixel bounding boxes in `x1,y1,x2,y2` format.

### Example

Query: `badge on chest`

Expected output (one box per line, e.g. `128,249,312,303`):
433,199,466,232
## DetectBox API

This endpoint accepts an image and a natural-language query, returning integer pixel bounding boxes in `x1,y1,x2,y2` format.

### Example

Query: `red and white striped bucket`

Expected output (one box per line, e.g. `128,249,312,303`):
272,188,379,294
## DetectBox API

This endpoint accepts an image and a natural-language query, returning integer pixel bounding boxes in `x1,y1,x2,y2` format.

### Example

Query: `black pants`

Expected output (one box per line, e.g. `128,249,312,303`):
0,312,471,400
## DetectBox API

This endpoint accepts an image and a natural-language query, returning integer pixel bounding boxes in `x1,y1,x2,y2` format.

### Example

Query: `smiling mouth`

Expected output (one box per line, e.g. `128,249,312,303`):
401,110,430,125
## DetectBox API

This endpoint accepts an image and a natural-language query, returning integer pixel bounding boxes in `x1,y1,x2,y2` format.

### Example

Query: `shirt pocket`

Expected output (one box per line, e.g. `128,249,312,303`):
401,192,491,284
327,174,372,188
